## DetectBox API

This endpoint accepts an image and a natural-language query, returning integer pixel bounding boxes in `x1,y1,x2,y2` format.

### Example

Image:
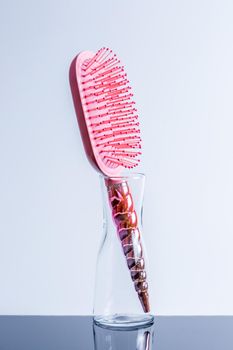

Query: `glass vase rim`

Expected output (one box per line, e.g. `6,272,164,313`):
99,172,145,181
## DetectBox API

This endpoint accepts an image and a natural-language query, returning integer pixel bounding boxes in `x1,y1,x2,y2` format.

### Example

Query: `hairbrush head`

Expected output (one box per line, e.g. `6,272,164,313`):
69,47,141,177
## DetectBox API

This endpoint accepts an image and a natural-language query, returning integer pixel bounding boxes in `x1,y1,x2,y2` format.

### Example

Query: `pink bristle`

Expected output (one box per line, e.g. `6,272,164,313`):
79,47,141,170
82,48,105,71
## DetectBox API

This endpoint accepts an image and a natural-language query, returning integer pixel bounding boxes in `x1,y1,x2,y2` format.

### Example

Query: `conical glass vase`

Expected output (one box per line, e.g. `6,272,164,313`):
93,173,154,329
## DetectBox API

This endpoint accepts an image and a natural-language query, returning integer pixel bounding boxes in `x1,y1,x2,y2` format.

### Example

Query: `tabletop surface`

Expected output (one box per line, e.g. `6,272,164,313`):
0,316,232,350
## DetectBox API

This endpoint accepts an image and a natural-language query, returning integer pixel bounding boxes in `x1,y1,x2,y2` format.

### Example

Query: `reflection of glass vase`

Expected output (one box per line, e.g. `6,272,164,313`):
93,173,154,329
93,321,155,350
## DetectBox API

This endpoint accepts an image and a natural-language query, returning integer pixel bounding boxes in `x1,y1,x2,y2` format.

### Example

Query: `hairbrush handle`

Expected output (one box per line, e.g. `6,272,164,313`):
105,179,150,313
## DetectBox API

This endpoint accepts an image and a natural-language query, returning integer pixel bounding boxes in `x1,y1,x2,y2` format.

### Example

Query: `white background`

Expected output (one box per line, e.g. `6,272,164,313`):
1,0,233,315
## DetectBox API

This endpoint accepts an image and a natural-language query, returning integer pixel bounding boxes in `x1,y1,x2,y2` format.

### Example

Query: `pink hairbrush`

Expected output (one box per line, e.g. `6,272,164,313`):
69,47,150,313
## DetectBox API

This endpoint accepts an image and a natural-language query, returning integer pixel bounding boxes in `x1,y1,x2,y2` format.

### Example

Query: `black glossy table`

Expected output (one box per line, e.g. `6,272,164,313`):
0,316,232,349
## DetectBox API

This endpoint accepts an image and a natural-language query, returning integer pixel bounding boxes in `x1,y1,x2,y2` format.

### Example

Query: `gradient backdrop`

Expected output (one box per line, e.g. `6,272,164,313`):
0,0,233,315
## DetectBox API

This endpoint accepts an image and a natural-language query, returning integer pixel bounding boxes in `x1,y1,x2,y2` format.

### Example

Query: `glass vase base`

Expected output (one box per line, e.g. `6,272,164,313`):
93,313,154,330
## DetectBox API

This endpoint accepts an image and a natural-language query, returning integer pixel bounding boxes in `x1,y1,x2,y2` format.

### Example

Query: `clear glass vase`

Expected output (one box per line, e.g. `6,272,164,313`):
93,173,154,329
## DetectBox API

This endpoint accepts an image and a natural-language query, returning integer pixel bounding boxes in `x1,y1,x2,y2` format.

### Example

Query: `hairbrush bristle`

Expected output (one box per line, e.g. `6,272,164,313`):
80,47,141,169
